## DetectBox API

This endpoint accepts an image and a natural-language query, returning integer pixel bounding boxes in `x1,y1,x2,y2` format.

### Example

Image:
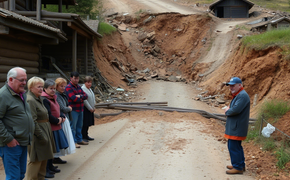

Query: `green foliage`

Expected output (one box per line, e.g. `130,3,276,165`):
98,22,116,36
257,99,290,123
43,0,103,20
262,138,276,151
242,29,290,51
275,145,290,169
245,128,259,142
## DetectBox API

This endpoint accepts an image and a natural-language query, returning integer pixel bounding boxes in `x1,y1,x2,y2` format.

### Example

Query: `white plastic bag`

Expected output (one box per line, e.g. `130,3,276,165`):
261,123,275,138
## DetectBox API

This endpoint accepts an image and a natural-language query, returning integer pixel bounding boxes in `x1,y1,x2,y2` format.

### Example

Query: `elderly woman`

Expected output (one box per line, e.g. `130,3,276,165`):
42,79,69,177
26,77,56,180
54,77,76,154
81,76,96,142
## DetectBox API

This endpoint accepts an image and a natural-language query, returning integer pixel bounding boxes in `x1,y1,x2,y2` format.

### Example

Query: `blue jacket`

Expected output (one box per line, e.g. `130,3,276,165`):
225,90,250,137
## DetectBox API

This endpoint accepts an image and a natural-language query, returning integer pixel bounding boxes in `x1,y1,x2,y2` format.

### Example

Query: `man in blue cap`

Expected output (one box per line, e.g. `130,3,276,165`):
224,77,250,175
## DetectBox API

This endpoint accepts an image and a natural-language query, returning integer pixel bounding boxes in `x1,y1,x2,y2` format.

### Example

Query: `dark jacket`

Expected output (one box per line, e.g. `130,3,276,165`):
0,84,35,146
225,90,250,137
56,91,73,121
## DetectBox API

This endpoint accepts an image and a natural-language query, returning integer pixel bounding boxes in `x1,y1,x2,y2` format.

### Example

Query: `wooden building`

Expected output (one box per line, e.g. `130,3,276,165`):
209,0,254,18
0,7,66,87
0,0,102,85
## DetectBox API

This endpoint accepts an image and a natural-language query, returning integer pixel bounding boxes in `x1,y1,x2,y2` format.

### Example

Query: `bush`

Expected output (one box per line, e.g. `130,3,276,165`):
98,22,116,36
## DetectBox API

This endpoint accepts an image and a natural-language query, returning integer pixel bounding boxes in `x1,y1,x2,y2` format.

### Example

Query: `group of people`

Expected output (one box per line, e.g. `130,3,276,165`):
0,67,96,180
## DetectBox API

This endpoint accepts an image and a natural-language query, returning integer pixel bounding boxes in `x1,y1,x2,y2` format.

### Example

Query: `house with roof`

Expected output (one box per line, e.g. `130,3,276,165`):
0,0,102,86
209,0,254,18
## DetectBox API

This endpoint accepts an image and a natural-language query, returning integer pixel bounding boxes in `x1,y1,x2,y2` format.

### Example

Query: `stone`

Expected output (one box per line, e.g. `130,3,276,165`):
118,23,127,31
137,33,148,42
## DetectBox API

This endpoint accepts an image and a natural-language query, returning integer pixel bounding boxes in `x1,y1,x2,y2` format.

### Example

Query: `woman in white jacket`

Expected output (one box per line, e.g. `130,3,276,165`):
81,76,96,142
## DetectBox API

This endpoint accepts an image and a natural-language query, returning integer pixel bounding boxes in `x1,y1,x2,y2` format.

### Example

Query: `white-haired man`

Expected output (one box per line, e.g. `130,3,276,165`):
0,67,34,179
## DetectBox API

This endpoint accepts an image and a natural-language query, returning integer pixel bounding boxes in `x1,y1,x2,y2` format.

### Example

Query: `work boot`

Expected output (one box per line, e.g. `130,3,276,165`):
77,141,89,145
226,165,246,171
226,168,243,175
53,157,67,164
45,171,54,178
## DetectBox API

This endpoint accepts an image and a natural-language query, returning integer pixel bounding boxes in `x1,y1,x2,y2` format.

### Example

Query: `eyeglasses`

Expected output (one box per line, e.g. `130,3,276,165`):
13,77,27,83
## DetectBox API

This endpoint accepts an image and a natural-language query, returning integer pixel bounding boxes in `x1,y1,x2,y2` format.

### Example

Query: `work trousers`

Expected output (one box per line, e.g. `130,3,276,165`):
71,111,84,143
227,139,245,171
26,160,47,180
0,145,27,180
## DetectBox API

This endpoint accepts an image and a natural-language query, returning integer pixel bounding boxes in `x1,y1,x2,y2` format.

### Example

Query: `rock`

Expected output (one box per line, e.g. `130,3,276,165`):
131,24,138,28
153,45,160,53
118,23,127,31
137,33,148,42
124,16,132,24
143,68,150,73
168,75,178,82
130,66,137,72
147,31,156,39
143,16,153,24
151,74,158,78
216,98,225,104
106,12,118,17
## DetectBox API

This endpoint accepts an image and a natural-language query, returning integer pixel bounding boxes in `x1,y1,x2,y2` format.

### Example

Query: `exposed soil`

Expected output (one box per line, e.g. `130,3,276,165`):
94,1,290,178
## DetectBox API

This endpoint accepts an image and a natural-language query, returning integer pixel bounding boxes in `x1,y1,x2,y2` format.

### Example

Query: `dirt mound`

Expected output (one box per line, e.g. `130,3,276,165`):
200,45,290,103
94,13,215,90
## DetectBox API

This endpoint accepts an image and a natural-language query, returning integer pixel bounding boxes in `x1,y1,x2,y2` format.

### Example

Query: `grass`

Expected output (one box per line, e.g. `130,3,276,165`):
257,99,290,123
246,99,290,169
98,22,116,36
275,145,290,169
242,29,290,56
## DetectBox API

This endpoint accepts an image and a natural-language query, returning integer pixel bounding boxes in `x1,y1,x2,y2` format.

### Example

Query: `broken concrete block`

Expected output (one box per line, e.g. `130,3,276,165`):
147,31,156,39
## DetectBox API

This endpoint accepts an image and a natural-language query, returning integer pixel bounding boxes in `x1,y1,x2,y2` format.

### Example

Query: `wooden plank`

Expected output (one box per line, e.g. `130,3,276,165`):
0,66,39,74
67,22,91,39
0,48,39,61
0,73,38,82
0,37,39,53
0,56,39,67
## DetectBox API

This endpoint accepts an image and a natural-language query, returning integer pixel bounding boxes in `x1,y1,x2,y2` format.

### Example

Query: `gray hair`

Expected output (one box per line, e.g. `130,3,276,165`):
44,79,56,89
7,67,26,82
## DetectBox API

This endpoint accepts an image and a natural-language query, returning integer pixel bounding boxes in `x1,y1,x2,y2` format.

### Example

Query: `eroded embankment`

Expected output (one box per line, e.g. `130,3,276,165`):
201,45,290,103
93,13,215,89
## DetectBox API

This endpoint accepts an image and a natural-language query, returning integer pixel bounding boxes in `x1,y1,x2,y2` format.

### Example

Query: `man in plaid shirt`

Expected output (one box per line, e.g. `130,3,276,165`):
65,72,88,148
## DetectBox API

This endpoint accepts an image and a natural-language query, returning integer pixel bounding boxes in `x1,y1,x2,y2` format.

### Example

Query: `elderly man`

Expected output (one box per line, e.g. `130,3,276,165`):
224,77,250,175
0,67,35,180
65,72,88,149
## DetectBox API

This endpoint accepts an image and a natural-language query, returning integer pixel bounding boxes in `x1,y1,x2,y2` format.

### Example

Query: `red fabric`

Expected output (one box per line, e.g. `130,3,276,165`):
65,82,88,112
41,92,61,131
231,87,244,99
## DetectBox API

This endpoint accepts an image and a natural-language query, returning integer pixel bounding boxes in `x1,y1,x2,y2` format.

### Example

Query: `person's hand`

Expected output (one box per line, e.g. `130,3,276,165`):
68,106,72,111
58,117,63,124
62,117,66,122
76,95,81,98
224,106,230,113
90,109,94,113
7,139,19,147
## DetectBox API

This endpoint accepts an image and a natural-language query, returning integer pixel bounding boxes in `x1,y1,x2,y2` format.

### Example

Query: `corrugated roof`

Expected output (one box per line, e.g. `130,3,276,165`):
209,0,254,11
0,7,62,34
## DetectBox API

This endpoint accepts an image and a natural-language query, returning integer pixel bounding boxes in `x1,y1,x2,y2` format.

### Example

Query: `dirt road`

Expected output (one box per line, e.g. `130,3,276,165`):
44,81,254,180
103,0,201,15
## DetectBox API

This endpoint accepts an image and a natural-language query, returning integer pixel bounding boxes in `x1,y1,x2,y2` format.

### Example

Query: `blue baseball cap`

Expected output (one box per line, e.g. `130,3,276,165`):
226,77,242,86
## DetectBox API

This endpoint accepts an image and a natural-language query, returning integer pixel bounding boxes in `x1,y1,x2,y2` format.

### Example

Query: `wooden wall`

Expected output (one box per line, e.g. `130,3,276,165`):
41,38,96,75
0,36,40,87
